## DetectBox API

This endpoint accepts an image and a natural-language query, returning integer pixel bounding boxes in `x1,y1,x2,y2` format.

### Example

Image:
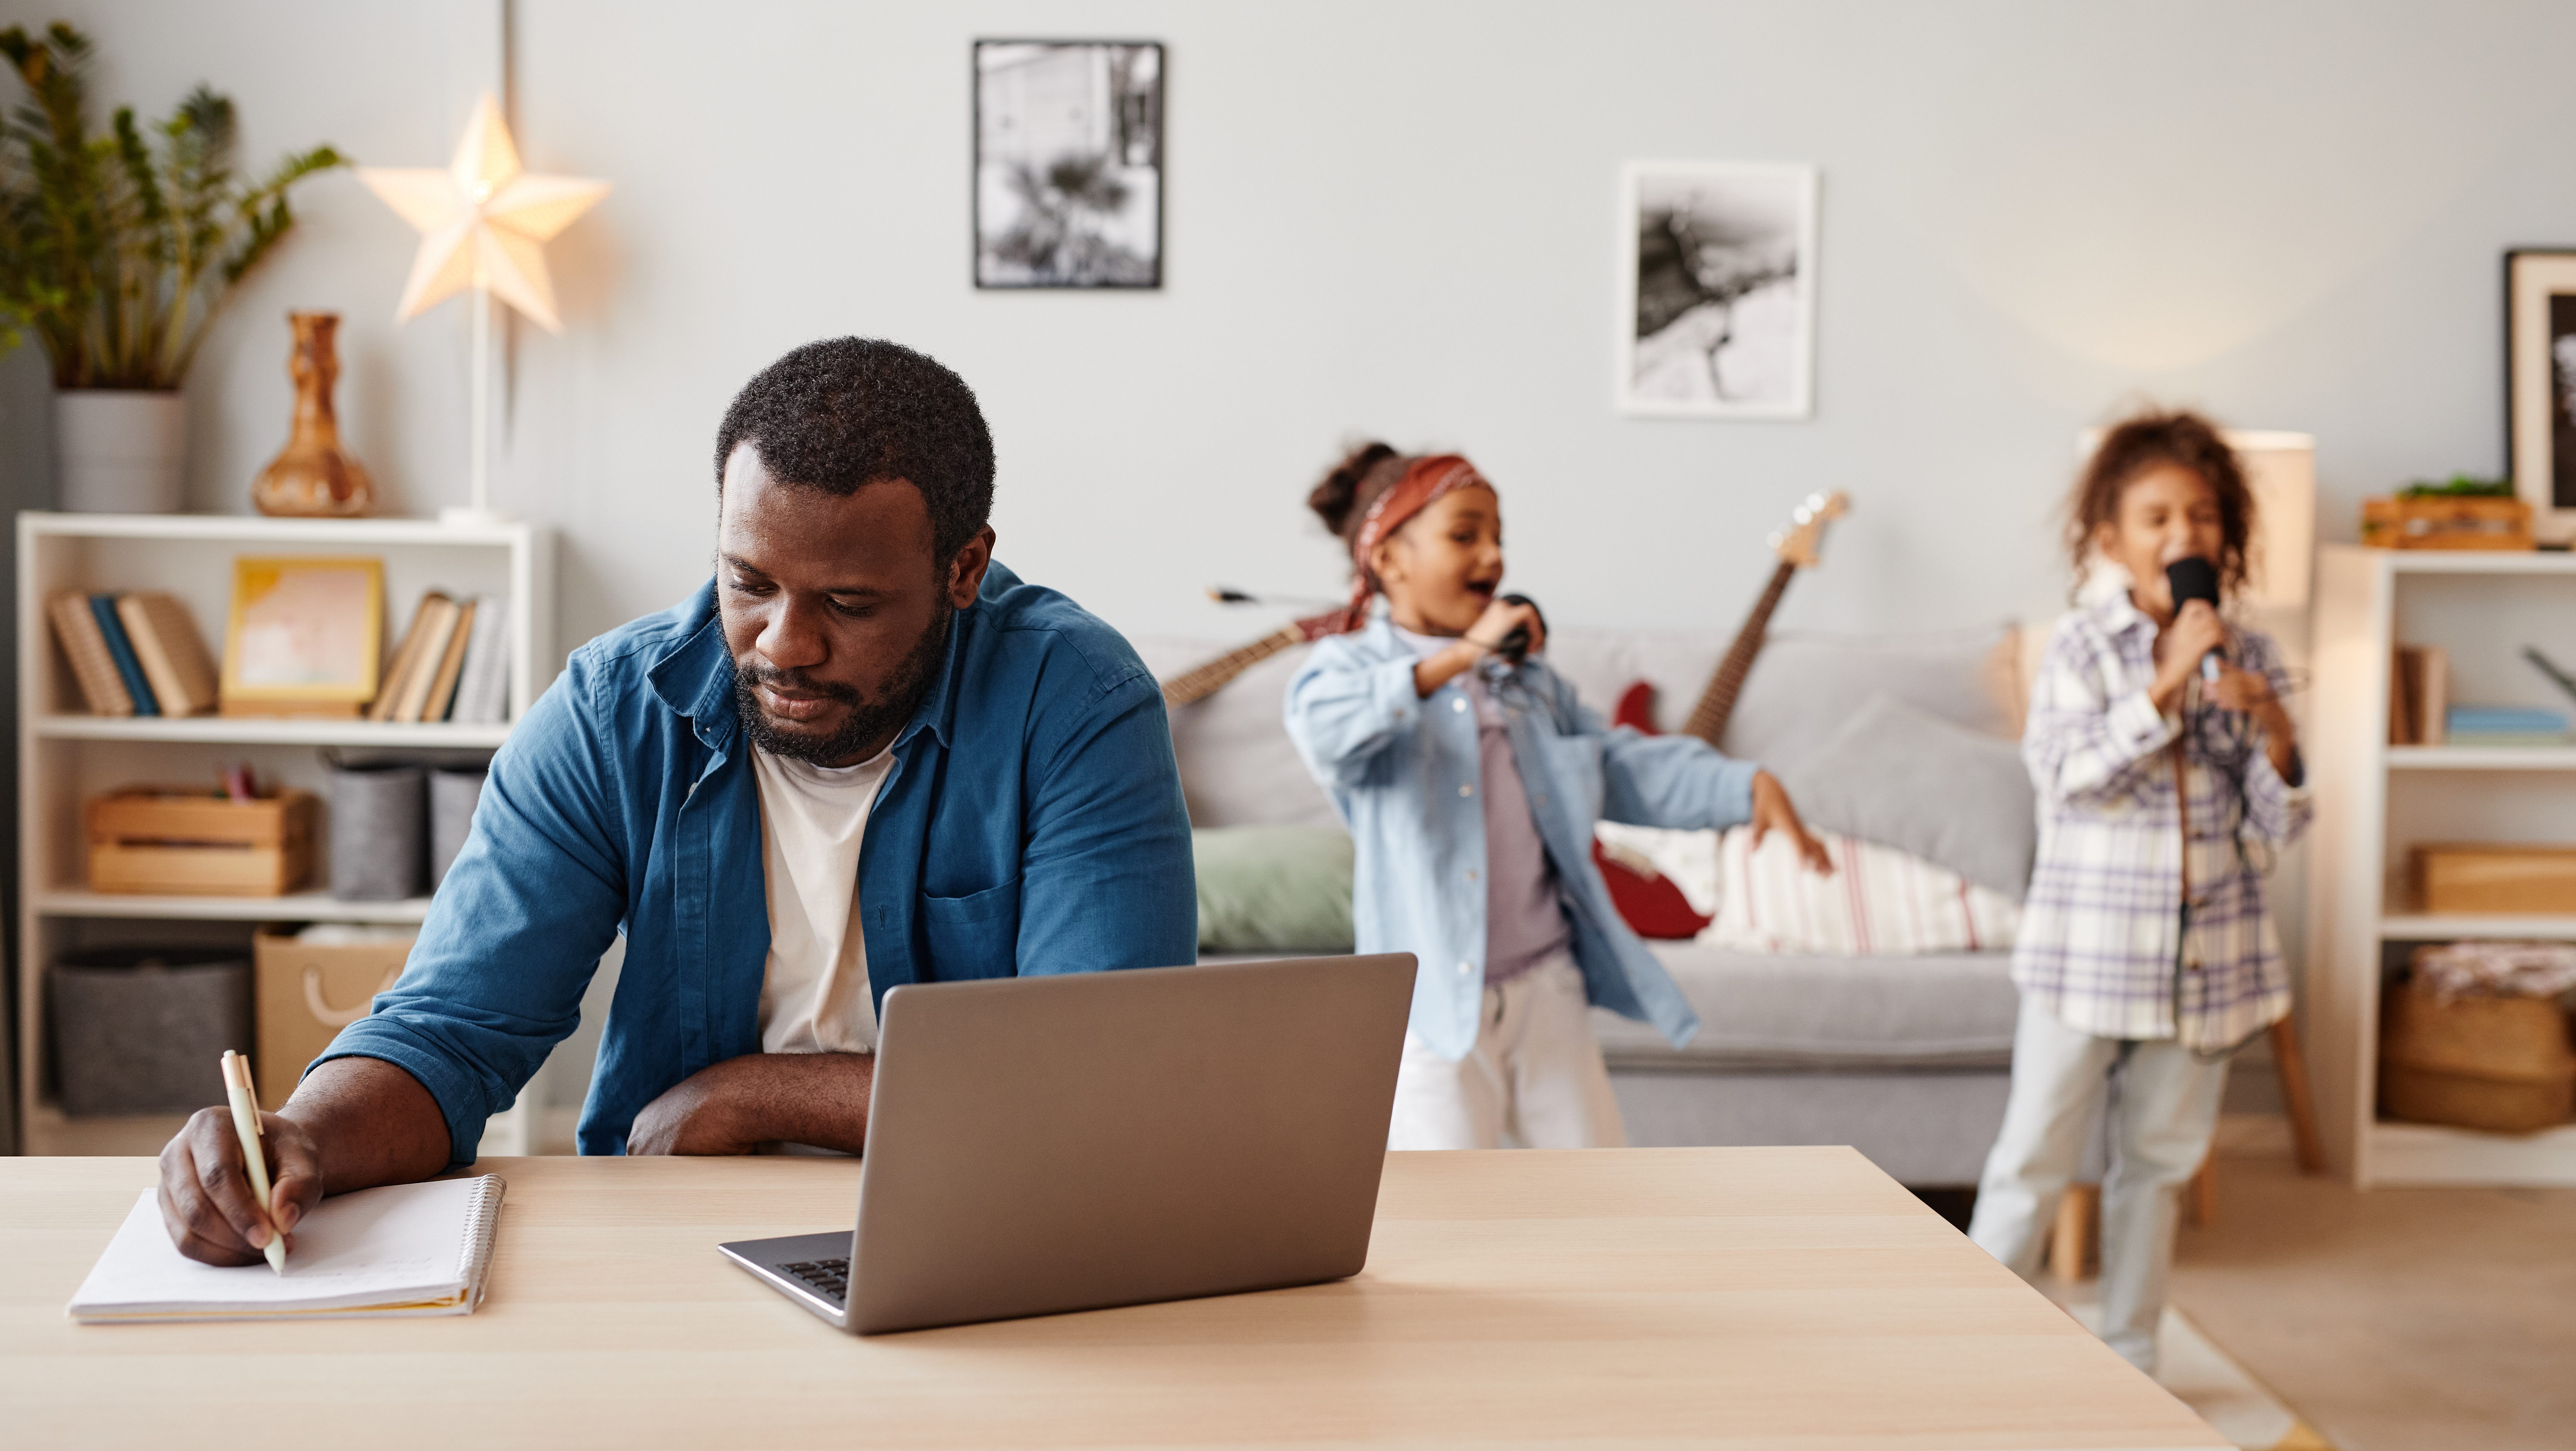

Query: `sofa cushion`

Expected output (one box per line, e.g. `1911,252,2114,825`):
1194,825,1355,953
1777,693,2038,898
1592,943,2020,1070
1704,826,2021,955
1714,626,2021,776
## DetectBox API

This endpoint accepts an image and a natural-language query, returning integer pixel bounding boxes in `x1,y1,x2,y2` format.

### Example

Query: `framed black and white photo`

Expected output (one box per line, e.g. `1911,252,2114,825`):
2507,248,2576,543
1618,161,1817,419
974,40,1163,289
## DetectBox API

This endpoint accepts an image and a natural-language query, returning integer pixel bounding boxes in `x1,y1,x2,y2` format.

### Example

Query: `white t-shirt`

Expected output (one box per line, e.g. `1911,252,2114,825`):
752,744,896,1055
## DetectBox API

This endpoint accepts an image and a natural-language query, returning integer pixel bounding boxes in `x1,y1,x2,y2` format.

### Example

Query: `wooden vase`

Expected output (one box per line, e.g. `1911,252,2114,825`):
251,312,373,518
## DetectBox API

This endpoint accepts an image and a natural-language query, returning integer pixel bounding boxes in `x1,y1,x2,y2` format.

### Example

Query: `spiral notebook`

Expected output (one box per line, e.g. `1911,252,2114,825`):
68,1175,505,1324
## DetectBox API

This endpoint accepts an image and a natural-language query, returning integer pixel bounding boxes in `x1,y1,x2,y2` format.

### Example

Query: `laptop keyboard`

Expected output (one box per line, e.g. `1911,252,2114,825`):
779,1257,850,1306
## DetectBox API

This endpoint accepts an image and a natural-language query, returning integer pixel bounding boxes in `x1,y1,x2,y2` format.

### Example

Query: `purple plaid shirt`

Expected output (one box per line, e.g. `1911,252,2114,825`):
2013,583,2311,1051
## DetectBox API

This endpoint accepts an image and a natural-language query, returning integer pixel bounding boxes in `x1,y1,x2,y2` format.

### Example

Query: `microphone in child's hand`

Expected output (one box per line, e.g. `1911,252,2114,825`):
2163,556,2223,682
1495,593,1544,667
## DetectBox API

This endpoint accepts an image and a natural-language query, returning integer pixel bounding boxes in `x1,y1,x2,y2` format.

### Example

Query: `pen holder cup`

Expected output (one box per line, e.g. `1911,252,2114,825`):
49,947,252,1115
329,762,426,901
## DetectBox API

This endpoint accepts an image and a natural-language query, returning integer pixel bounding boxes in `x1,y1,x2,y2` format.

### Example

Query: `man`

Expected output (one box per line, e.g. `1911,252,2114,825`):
156,339,1197,1265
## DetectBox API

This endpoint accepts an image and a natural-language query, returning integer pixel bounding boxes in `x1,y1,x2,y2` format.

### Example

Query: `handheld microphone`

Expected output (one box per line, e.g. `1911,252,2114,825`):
1494,593,1544,667
2163,557,2223,682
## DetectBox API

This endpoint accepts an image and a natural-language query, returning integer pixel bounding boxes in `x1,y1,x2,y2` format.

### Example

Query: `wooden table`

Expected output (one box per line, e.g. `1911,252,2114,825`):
1,1147,2222,1449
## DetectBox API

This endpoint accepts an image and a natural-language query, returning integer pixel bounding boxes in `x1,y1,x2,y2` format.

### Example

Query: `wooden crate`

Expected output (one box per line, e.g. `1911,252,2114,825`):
2411,843,2576,915
85,787,317,896
2361,496,2535,550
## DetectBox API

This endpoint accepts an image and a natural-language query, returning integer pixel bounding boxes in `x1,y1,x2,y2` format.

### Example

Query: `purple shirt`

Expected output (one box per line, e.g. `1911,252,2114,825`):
1396,628,1570,985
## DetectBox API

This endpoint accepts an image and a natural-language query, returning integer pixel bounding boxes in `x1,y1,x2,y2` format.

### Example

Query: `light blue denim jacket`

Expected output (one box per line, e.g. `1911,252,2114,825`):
1285,613,1758,1059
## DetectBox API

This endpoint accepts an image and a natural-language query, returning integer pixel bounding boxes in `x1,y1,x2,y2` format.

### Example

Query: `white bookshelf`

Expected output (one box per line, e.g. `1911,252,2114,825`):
13,512,555,1156
2308,544,2576,1187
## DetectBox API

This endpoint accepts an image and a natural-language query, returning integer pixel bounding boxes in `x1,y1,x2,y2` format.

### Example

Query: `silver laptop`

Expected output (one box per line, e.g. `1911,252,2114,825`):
718,953,1415,1334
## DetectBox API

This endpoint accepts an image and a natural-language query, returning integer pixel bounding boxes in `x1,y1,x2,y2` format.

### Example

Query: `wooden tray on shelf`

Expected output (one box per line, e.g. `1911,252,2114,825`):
85,786,317,896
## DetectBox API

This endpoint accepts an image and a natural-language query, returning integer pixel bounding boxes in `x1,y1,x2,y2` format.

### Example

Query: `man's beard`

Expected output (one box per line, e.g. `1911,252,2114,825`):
732,605,952,766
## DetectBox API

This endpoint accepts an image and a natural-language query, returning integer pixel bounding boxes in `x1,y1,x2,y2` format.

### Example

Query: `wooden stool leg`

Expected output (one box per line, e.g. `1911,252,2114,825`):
2269,1016,2326,1175
2184,1154,2217,1228
2049,1184,2100,1281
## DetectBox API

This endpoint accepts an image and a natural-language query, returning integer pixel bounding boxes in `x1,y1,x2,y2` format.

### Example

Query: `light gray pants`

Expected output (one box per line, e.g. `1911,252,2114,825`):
1387,954,1627,1151
1967,997,2232,1375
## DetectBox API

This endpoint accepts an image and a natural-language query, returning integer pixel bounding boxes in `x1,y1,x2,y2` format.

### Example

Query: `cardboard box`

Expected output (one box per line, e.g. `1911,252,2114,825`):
2411,843,2576,915
87,787,316,896
252,927,416,1110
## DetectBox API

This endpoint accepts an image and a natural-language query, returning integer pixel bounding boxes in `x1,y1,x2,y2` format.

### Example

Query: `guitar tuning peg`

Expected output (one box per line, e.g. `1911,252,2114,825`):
1765,531,1785,549
1806,492,1826,510
1791,507,1811,524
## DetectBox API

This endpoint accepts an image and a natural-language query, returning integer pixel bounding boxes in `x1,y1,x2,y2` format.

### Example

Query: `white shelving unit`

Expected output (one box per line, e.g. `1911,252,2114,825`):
2308,544,2576,1187
14,512,554,1156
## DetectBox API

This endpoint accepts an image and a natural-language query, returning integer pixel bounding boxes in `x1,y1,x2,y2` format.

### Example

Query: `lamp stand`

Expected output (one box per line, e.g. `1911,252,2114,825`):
441,279,514,528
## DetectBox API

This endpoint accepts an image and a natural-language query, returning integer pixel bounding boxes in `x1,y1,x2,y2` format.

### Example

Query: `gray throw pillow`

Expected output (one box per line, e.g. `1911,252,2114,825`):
1777,693,2037,900
1720,626,2017,778
1194,825,1356,953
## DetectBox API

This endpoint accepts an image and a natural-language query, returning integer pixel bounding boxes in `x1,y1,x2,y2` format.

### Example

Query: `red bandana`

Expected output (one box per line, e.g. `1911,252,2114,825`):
1341,454,1491,631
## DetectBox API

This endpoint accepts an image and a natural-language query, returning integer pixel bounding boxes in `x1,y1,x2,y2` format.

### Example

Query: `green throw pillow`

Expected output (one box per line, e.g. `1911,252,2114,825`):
1194,825,1355,954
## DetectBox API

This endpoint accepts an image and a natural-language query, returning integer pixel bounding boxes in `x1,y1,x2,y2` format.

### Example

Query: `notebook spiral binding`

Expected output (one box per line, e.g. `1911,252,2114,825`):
457,1175,508,1311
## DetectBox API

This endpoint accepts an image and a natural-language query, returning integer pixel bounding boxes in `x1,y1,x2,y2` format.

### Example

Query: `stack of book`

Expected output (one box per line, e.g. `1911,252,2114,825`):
2445,706,2570,748
372,592,510,725
48,592,221,718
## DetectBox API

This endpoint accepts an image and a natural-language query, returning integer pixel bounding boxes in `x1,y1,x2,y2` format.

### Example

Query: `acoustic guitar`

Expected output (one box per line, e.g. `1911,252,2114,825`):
1597,491,1848,938
1162,608,1346,708
1672,490,1851,745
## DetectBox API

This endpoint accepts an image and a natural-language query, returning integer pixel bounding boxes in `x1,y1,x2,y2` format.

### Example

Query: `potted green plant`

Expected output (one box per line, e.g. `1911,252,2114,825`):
0,23,345,512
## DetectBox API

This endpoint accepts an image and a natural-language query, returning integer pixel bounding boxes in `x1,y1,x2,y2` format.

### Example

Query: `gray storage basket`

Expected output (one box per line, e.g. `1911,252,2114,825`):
50,947,253,1116
428,765,487,888
329,760,426,900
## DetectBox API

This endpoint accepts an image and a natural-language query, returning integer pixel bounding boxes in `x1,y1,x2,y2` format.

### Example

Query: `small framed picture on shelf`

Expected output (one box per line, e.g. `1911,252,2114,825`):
219,556,384,716
2505,248,2576,545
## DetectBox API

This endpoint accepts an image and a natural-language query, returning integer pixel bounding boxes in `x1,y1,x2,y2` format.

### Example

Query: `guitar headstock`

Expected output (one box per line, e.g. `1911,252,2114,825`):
1766,491,1850,569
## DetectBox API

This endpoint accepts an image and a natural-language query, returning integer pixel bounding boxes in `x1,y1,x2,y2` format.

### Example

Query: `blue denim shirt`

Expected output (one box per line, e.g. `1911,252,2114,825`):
320,563,1196,1165
1284,614,1757,1059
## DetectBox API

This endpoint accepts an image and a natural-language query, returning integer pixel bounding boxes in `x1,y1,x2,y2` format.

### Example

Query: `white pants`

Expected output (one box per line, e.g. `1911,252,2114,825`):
1387,954,1628,1151
1967,997,2232,1375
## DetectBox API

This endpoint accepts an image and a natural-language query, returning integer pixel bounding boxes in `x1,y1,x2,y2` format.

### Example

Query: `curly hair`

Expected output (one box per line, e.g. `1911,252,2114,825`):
2067,408,2256,596
713,338,996,561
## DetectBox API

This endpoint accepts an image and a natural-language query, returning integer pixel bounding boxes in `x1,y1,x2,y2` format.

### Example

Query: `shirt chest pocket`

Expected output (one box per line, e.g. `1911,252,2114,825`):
920,876,1022,980
1532,731,1605,825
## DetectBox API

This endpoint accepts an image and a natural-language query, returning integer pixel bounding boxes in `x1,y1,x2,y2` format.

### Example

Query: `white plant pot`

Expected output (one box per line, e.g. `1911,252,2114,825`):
56,390,186,514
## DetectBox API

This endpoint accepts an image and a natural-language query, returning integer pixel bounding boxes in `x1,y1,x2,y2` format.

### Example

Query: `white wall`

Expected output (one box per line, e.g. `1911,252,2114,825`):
8,0,2575,657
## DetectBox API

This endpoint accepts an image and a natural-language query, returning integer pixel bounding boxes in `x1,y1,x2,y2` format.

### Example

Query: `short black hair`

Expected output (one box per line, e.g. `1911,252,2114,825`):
713,338,996,560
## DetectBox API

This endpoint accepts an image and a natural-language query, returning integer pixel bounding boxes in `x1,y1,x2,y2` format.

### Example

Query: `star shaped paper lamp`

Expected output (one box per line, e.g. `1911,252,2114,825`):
358,93,608,332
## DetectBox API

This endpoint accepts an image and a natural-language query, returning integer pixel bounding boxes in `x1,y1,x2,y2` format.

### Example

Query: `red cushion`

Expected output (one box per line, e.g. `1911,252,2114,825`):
1590,838,1711,940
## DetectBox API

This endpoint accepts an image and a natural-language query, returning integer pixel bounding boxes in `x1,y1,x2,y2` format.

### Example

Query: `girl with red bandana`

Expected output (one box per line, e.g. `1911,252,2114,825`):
1285,445,1829,1150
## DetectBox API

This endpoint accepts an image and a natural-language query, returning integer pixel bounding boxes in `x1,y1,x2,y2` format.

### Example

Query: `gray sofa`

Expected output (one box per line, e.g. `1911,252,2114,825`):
1135,621,2028,1186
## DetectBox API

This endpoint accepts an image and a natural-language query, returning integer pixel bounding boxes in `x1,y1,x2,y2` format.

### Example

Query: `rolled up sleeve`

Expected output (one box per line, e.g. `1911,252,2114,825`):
1285,644,1426,791
2025,626,2180,807
313,657,628,1168
1015,674,1198,973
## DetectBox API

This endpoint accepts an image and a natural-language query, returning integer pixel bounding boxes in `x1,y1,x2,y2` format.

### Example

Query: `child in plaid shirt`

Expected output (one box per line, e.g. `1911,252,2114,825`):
1967,411,2310,1375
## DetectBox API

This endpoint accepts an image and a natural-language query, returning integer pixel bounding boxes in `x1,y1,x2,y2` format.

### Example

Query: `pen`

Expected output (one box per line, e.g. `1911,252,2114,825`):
218,1050,288,1274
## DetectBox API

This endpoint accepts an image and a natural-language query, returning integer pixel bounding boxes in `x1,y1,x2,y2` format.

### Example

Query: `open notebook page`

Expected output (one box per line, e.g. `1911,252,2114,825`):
69,1175,504,1322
